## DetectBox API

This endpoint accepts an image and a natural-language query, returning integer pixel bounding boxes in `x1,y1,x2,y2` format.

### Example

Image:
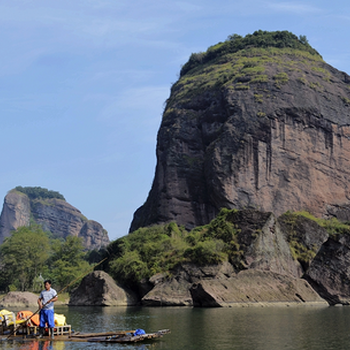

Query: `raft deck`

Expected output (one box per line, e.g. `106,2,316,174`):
3,328,171,344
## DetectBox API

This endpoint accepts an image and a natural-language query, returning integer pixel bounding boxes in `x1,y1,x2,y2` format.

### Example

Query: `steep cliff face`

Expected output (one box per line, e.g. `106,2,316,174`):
130,31,350,232
0,189,109,249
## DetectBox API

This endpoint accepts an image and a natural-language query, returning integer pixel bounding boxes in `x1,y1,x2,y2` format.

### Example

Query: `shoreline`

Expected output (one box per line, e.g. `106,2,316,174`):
1,291,331,309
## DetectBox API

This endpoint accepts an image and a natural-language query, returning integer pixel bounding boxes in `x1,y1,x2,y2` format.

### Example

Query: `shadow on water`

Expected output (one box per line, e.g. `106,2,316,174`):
2,305,350,350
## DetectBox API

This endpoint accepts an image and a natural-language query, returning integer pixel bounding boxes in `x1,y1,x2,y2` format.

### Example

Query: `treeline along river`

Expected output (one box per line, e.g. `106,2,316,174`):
2,305,350,349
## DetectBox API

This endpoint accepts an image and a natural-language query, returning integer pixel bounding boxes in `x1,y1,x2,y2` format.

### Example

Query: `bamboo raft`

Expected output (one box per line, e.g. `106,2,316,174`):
1,305,170,344
2,328,171,344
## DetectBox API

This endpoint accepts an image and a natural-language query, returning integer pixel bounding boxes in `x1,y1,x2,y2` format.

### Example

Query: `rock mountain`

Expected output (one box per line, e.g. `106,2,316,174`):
130,30,350,232
0,187,109,250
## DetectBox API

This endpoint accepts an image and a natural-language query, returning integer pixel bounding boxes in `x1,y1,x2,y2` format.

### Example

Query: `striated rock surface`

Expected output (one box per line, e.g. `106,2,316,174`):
141,272,193,306
141,262,234,306
0,191,31,243
304,234,350,306
190,270,326,307
0,189,109,249
278,213,329,271
225,210,302,277
69,271,138,306
31,199,85,240
130,31,350,233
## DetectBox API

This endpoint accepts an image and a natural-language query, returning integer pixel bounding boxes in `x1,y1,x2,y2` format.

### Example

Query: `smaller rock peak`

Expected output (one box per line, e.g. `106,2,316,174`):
0,186,110,249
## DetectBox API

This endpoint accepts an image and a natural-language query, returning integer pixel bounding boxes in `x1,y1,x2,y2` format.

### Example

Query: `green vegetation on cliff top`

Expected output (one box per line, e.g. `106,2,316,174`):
165,30,325,110
14,186,65,201
290,210,350,237
180,30,321,77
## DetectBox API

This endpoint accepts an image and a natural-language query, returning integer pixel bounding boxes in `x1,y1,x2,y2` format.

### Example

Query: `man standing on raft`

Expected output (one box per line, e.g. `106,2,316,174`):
37,280,58,338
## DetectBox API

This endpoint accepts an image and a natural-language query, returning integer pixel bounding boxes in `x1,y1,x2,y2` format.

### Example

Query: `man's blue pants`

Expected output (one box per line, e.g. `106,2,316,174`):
39,309,55,328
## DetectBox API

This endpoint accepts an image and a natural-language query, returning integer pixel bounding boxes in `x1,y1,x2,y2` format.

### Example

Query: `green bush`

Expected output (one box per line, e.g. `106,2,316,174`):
235,83,250,90
109,251,149,285
202,209,238,243
273,72,289,87
108,222,190,285
184,240,227,265
9,284,17,292
320,218,350,237
251,75,268,84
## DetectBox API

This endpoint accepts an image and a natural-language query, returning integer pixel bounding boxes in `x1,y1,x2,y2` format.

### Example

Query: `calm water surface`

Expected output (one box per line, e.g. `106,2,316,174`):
1,305,350,350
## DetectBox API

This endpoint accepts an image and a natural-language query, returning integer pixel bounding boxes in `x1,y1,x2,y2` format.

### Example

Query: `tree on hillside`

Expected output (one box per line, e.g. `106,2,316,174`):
0,225,50,291
48,236,90,291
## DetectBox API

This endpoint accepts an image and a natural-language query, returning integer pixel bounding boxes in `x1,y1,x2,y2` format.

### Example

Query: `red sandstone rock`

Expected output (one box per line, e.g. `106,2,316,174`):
130,43,350,233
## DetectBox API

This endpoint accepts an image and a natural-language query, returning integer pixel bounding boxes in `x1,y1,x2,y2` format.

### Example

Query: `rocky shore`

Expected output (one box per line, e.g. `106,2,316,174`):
0,291,67,308
72,210,350,307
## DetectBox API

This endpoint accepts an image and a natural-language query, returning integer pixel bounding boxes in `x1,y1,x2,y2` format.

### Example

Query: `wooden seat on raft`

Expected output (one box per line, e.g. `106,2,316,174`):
28,325,71,336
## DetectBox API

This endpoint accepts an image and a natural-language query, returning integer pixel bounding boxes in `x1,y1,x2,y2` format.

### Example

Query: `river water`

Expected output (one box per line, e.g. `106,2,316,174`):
1,304,350,350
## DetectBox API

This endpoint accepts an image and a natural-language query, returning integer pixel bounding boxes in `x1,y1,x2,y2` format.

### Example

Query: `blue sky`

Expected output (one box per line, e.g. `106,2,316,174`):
1,1,349,241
